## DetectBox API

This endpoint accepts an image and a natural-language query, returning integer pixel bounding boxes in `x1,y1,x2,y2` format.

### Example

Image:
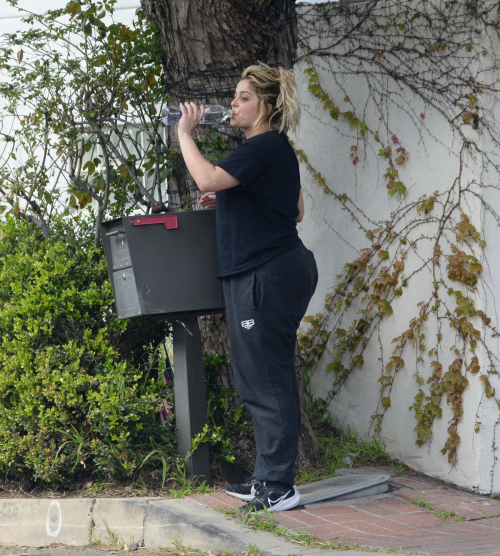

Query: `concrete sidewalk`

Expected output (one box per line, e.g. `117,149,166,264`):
0,466,499,555
0,492,405,556
189,466,500,556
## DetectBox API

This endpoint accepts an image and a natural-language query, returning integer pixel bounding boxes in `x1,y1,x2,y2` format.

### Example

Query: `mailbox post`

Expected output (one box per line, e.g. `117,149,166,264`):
172,319,210,481
100,210,223,483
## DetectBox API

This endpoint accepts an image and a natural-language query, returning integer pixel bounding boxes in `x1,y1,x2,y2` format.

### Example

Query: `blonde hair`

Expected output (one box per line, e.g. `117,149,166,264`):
241,62,300,134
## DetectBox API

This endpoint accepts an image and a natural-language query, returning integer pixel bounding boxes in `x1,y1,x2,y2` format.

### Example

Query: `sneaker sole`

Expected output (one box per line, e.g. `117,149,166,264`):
225,490,256,502
267,490,301,512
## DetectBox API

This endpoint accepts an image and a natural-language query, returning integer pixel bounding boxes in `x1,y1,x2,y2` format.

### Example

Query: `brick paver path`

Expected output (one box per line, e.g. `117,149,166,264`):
189,466,500,556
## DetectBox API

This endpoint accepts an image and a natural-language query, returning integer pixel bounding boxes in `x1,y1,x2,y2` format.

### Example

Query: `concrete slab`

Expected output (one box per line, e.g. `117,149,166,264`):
92,498,148,546
300,474,390,505
0,499,93,546
145,498,252,552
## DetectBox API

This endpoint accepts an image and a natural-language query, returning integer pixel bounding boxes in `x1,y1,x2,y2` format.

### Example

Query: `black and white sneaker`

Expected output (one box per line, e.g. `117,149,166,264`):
239,482,301,513
225,479,262,501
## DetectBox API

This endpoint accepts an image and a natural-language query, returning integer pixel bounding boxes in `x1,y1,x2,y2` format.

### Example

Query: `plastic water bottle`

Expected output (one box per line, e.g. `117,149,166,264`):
161,105,233,126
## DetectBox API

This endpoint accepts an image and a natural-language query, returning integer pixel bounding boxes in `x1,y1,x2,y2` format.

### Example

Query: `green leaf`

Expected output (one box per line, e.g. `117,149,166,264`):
66,1,82,17
388,181,407,197
377,299,393,316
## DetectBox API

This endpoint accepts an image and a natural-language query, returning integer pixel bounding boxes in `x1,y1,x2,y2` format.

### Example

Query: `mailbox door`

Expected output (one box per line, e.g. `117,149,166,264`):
100,219,142,318
124,210,221,316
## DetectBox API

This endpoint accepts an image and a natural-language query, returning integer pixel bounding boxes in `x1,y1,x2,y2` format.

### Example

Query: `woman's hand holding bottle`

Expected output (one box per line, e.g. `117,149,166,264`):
177,102,205,134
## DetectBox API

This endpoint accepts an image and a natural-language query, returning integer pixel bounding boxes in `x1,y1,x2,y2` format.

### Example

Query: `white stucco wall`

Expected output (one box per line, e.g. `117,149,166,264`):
477,39,500,494
293,2,500,493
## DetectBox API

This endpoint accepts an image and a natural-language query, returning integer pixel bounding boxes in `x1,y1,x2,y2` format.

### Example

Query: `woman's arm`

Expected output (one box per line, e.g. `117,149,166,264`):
296,189,305,222
177,102,239,192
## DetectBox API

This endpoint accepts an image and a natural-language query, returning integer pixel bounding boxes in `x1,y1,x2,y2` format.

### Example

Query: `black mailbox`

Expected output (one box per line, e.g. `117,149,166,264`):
100,210,223,320
100,209,221,483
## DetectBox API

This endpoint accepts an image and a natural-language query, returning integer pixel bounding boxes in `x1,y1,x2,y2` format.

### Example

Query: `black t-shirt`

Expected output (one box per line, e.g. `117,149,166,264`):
215,130,301,278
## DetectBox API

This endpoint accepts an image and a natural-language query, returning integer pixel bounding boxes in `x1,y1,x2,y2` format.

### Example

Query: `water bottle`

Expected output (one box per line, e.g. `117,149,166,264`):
161,105,233,126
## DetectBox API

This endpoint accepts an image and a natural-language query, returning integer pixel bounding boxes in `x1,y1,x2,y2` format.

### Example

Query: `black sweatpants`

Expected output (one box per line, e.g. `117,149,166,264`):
222,243,318,486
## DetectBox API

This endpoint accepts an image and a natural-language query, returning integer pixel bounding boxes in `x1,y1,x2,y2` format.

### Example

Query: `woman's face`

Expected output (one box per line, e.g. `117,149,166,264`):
230,79,268,137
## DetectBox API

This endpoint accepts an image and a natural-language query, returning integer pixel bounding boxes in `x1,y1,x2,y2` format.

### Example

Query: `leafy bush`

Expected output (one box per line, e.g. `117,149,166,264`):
0,217,174,485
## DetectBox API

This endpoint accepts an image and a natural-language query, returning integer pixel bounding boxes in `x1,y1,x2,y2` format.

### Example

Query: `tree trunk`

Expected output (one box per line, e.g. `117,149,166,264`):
141,0,319,473
140,0,297,103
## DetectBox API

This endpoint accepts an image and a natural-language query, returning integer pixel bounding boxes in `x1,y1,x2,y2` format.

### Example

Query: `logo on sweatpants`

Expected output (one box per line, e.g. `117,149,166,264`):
241,319,255,329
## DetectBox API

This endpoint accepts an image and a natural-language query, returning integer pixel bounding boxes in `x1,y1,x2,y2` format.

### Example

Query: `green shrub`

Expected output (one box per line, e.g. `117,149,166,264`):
0,217,174,485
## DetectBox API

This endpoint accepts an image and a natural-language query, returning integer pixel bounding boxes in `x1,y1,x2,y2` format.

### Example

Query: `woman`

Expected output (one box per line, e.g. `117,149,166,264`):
177,62,318,513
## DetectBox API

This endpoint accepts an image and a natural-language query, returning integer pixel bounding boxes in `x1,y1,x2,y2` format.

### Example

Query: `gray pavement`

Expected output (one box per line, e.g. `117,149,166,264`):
0,549,129,556
0,497,409,556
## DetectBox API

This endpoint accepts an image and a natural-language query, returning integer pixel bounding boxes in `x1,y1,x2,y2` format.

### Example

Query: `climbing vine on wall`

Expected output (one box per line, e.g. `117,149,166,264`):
295,0,500,473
